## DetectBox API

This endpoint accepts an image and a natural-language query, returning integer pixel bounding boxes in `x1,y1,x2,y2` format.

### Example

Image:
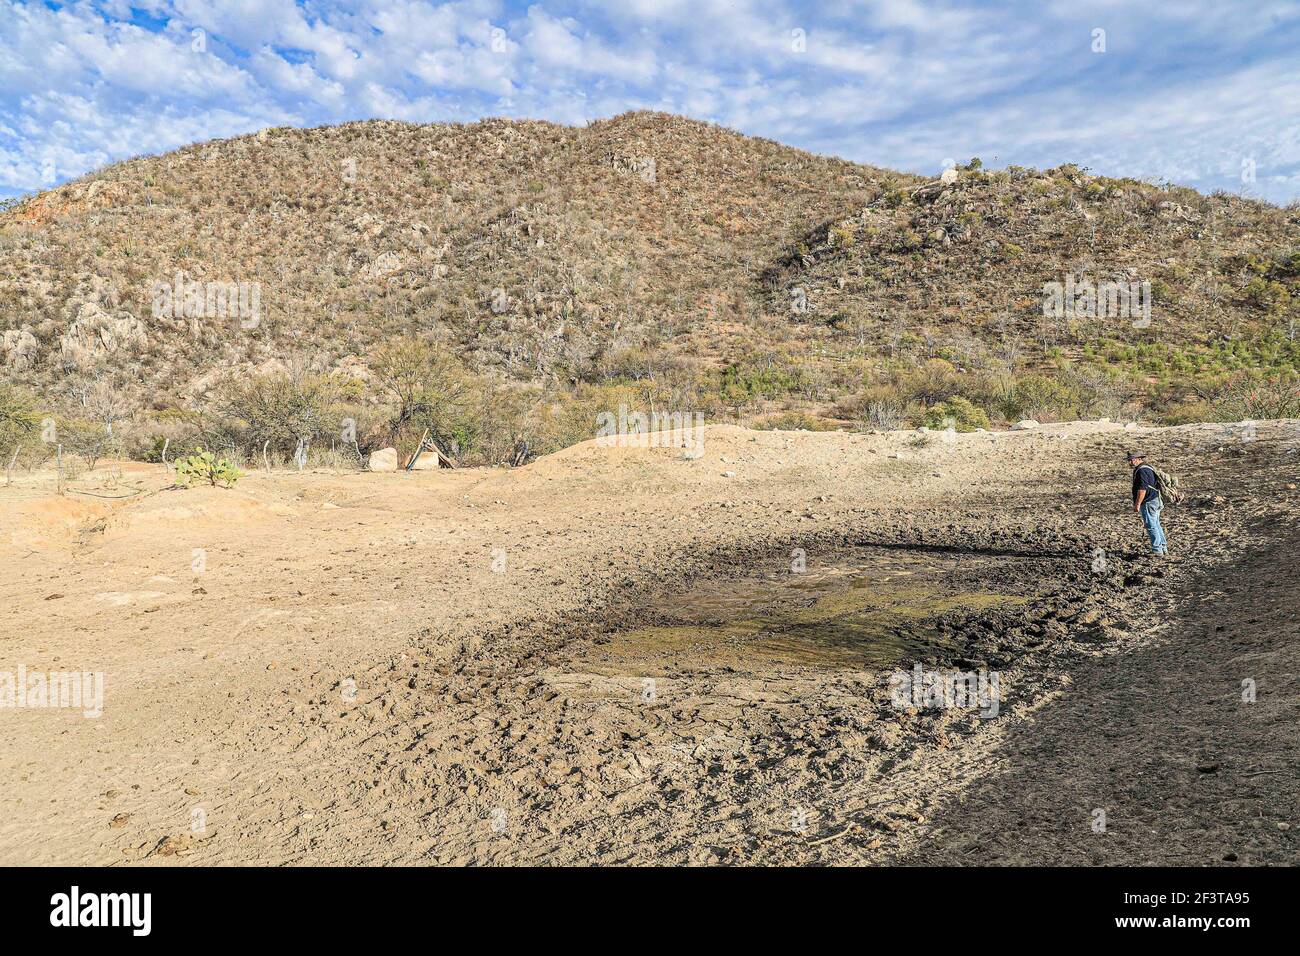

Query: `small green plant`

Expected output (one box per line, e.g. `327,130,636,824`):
175,448,243,488
828,222,856,248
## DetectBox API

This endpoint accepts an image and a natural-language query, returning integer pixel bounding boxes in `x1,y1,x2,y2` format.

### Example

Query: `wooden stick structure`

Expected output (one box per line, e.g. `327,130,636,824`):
405,429,456,469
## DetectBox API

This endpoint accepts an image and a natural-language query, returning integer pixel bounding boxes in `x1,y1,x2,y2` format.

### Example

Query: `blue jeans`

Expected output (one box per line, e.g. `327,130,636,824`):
1140,497,1167,554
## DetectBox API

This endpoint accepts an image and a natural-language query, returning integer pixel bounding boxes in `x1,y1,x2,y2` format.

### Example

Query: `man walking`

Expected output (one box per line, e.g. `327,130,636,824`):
1128,451,1168,555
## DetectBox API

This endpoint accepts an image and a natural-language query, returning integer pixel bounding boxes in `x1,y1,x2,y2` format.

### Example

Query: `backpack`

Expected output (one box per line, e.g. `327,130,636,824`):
1151,466,1184,505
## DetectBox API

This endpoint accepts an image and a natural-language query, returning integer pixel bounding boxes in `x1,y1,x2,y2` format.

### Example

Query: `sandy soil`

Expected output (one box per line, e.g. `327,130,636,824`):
0,419,1296,865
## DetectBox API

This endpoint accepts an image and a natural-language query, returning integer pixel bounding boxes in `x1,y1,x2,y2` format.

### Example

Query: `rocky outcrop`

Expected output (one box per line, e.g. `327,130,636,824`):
1,326,39,369
59,302,147,365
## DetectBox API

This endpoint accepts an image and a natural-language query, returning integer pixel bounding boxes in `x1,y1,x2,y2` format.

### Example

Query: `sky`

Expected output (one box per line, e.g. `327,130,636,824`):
2,0,1299,203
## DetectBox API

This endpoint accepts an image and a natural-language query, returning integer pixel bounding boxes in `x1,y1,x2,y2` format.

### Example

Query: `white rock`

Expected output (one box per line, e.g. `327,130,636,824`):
368,447,399,472
1012,419,1040,430
59,302,147,364
404,450,439,470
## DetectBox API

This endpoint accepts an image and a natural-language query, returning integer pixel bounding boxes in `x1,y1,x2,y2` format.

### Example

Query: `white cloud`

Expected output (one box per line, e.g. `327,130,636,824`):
0,0,1296,203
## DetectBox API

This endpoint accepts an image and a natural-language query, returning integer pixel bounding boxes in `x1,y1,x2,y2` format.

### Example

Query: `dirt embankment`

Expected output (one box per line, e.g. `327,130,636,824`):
0,420,1296,865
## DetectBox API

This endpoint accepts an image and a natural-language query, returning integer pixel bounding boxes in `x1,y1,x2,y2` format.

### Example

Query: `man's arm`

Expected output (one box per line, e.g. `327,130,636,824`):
1134,487,1146,512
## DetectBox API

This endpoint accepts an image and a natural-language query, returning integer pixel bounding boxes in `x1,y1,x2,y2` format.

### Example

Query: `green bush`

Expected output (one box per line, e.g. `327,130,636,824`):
753,412,838,431
923,396,990,431
1002,374,1079,421
900,358,963,406
719,354,811,407
1158,399,1216,425
1214,374,1300,419
1246,277,1289,312
371,336,477,461
58,417,121,470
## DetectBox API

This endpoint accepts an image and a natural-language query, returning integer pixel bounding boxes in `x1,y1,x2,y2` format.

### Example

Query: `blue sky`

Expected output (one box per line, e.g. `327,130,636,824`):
2,0,1299,203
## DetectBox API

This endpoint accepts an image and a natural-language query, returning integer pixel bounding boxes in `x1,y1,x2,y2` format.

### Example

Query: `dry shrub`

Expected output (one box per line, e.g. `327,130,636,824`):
1214,374,1300,419
0,382,42,461
214,363,361,459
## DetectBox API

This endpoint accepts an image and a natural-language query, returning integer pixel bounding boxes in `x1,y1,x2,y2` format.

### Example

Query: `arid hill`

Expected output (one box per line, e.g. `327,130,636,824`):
0,113,897,397
1,111,1297,457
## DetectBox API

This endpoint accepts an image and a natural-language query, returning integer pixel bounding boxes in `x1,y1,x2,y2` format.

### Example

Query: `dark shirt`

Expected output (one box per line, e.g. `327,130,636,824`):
1132,464,1160,504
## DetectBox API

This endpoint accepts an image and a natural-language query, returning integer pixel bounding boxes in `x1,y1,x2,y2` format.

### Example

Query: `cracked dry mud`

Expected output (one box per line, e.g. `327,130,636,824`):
1,420,1296,865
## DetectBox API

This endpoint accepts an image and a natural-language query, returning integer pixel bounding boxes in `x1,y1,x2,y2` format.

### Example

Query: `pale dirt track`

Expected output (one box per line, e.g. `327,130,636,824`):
0,421,1296,865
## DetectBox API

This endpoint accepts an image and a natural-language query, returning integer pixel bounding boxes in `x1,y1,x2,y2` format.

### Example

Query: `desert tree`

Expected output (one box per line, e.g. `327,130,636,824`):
370,335,476,458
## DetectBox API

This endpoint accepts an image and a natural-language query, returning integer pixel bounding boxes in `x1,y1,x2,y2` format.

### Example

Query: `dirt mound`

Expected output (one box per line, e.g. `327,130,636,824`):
102,488,296,539
4,496,110,550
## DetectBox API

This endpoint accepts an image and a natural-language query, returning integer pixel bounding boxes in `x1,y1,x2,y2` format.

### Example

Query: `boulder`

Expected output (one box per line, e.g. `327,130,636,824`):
368,448,398,472
402,451,439,470
1011,419,1039,430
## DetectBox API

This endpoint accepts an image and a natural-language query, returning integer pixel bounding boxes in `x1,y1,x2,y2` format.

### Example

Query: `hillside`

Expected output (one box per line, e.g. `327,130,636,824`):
764,159,1300,359
1,112,1298,464
0,113,897,395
